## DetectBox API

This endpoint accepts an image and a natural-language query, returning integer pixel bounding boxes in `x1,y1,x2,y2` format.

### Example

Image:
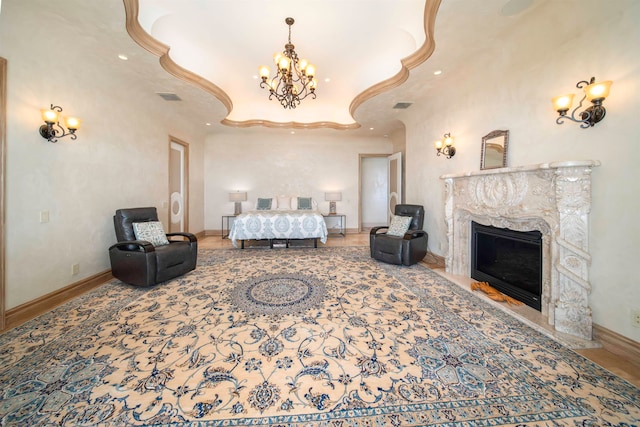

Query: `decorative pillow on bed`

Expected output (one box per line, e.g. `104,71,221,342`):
297,197,313,210
277,196,291,210
132,221,169,246
257,198,273,210
386,215,413,237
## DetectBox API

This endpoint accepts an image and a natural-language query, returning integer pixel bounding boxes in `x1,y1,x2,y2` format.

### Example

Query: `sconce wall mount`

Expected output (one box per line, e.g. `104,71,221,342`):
39,104,81,143
552,77,612,128
434,132,456,159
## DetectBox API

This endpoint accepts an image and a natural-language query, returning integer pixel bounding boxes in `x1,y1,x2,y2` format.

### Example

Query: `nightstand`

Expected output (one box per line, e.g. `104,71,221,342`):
221,214,237,239
323,213,346,237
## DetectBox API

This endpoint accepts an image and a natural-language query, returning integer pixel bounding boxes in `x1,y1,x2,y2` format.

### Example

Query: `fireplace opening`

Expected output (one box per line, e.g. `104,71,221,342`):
471,222,542,310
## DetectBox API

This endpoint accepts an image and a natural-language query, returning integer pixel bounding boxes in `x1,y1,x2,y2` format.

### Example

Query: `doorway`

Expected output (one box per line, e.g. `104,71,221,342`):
169,137,189,233
360,156,387,230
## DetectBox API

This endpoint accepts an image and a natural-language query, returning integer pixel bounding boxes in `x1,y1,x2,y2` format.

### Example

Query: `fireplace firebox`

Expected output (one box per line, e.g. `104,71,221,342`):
471,221,542,310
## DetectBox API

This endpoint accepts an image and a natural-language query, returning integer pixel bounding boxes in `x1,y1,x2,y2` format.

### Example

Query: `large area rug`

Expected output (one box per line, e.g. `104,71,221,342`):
0,247,638,426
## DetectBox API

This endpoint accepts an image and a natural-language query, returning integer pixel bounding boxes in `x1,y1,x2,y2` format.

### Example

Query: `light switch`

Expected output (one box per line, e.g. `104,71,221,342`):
40,210,50,223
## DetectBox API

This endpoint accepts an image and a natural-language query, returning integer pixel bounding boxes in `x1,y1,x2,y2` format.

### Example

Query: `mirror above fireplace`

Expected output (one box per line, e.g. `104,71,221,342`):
480,129,509,170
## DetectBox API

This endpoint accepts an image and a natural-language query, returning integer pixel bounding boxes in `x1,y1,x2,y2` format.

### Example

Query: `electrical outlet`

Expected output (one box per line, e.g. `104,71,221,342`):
71,263,80,276
632,310,640,328
40,210,50,223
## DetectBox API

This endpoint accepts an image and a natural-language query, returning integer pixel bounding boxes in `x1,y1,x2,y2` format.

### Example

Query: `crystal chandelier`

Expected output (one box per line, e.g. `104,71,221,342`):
259,17,317,109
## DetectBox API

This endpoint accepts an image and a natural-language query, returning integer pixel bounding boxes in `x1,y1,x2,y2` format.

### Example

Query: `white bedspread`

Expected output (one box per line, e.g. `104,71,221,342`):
229,210,328,248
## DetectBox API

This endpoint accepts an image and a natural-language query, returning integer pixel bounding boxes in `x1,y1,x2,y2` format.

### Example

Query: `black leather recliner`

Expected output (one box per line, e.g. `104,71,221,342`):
109,207,197,286
370,204,429,266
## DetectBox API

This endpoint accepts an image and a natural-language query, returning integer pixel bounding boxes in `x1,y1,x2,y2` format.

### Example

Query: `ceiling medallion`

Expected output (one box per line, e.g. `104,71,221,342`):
258,17,317,109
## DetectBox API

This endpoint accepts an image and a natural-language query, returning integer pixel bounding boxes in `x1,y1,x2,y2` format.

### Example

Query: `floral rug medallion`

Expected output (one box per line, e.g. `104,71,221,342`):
230,273,328,316
0,247,638,426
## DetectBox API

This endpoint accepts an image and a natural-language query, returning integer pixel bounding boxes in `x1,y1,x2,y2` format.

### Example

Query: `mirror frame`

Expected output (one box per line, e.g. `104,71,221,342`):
480,129,509,170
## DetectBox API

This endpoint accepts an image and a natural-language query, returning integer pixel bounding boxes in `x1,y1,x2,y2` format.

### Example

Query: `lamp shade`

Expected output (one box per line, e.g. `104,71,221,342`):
552,94,575,112
65,116,81,131
41,108,59,124
584,80,612,101
325,192,342,202
229,192,247,202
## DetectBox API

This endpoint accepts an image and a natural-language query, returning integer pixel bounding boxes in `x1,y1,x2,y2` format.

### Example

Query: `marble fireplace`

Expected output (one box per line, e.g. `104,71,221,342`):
441,161,599,341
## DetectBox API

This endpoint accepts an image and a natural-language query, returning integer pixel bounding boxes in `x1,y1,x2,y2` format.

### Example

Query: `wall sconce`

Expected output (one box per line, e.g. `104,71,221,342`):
552,77,612,128
324,192,342,215
39,104,81,143
434,133,456,159
229,191,247,215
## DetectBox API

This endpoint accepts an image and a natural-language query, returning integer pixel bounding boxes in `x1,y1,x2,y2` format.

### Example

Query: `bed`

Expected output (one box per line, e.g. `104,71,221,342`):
228,196,328,249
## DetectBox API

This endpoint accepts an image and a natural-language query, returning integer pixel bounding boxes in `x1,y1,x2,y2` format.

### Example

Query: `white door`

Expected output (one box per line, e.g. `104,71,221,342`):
388,152,402,221
169,138,189,233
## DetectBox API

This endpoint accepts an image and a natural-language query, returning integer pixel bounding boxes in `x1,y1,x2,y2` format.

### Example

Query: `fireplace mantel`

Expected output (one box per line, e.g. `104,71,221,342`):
441,161,600,340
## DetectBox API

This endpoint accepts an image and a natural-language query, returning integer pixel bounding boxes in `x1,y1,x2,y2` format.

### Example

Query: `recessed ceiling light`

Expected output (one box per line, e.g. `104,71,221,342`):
290,131,295,135
205,123,212,126
433,70,442,75
118,54,128,61
324,78,331,83
369,127,374,131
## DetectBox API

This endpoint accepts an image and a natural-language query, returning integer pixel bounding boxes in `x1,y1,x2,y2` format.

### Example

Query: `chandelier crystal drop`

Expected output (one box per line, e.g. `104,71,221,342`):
259,17,317,109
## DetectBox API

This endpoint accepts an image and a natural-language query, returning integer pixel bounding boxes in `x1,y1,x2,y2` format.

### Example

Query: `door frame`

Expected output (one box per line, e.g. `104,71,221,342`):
168,136,189,233
358,153,389,232
0,58,7,331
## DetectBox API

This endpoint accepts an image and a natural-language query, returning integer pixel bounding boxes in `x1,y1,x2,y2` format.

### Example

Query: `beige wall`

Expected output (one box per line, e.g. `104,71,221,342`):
0,1,206,309
204,132,392,231
404,0,640,341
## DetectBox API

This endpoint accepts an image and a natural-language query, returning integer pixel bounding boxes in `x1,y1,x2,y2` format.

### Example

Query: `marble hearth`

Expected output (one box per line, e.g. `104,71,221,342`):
441,161,599,341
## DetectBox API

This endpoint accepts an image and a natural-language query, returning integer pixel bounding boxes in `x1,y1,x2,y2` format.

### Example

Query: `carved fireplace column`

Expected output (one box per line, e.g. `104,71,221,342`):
552,164,596,340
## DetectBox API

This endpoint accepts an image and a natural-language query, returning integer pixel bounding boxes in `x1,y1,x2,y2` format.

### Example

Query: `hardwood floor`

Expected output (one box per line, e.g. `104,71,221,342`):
200,232,640,388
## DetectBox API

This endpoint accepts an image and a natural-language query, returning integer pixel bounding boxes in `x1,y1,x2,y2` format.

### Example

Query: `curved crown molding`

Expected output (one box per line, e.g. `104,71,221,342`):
350,0,441,118
123,0,233,113
123,0,440,131
220,118,360,131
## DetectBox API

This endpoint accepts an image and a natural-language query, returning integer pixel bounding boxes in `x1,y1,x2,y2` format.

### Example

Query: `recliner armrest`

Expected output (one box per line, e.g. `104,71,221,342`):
109,240,155,252
403,230,428,240
166,232,197,243
370,226,389,236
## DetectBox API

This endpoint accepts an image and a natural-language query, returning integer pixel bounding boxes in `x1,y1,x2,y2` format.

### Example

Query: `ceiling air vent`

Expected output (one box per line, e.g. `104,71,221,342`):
393,102,413,109
156,92,182,101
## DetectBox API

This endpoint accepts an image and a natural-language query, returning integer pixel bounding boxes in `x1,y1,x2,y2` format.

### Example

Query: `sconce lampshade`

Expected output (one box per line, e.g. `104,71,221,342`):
444,134,454,146
584,80,612,102
41,108,59,124
552,94,575,113
64,116,81,131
